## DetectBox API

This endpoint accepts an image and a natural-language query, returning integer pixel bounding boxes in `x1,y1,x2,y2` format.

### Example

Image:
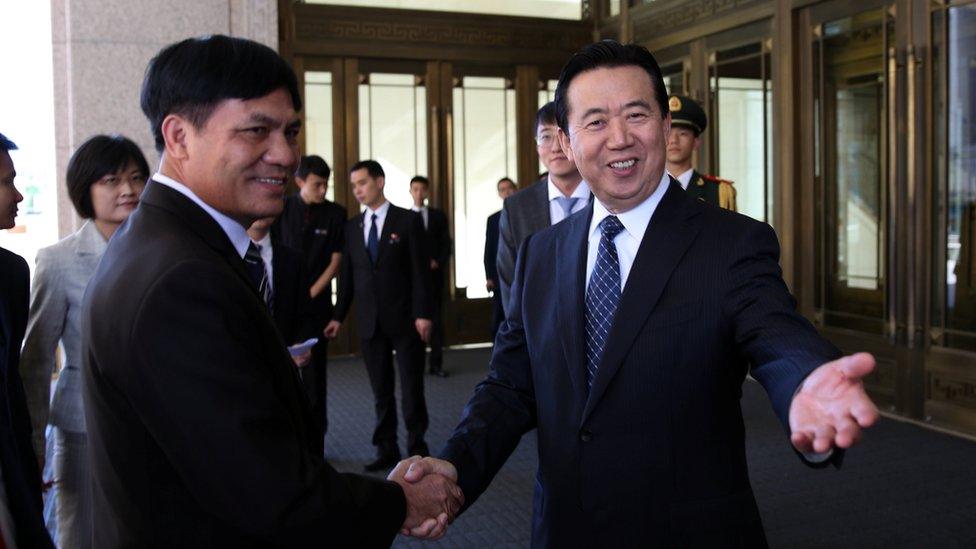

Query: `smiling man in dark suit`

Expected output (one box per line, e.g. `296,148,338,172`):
402,40,880,547
325,160,434,471
81,36,459,547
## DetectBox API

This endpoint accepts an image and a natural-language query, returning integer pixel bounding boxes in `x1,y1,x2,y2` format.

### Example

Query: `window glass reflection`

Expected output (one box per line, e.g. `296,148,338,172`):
453,76,517,299
942,6,976,345
304,71,335,202
358,72,427,210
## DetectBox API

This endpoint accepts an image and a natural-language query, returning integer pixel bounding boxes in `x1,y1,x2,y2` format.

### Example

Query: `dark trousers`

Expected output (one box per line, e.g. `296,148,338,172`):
490,289,504,341
428,280,444,371
360,331,429,455
301,338,329,457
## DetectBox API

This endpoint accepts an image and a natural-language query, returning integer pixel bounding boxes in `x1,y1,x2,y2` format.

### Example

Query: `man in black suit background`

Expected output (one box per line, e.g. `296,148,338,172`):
81,36,459,547
409,175,451,377
247,217,318,388
0,133,54,549
496,102,590,313
484,176,517,339
402,41,879,547
325,160,433,472
272,154,346,452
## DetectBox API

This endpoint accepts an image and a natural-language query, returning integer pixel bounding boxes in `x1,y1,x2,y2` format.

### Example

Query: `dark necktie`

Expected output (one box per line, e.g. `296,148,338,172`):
555,196,580,220
367,212,379,263
584,215,625,389
244,241,273,310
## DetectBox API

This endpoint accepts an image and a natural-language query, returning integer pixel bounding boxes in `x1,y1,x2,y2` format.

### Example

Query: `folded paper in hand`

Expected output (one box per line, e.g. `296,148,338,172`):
288,338,318,357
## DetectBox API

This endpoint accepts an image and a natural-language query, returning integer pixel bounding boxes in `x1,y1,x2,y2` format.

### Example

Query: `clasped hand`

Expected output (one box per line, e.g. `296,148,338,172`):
387,456,464,540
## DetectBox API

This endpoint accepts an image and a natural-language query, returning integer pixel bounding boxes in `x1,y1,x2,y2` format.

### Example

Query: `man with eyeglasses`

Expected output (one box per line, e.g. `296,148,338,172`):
496,101,590,314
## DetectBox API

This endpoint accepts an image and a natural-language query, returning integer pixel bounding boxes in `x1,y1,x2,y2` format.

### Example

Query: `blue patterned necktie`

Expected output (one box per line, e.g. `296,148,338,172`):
367,212,379,263
555,196,580,220
244,241,273,311
584,215,625,389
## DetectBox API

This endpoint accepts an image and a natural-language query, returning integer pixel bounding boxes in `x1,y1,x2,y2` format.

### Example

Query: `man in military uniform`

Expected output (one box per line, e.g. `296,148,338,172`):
665,94,737,211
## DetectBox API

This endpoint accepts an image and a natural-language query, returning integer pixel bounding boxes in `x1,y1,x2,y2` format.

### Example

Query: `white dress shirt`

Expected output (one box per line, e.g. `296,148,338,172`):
585,171,670,290
548,178,591,225
410,205,429,229
670,167,694,190
253,232,274,291
362,201,391,244
153,173,252,260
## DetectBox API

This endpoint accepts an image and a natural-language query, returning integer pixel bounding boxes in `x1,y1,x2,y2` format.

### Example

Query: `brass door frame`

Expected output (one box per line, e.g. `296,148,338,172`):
280,2,587,353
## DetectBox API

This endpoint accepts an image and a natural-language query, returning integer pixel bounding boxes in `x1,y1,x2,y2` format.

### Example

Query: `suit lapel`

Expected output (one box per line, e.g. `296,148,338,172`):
529,178,551,233
555,206,592,404
141,181,257,300
581,181,702,423
376,205,397,264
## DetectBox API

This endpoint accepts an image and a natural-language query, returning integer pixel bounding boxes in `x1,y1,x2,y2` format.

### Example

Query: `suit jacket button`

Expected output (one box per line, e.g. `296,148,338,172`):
580,429,592,442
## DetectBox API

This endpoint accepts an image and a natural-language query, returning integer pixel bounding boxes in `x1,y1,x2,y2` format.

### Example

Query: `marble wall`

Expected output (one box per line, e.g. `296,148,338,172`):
50,0,278,236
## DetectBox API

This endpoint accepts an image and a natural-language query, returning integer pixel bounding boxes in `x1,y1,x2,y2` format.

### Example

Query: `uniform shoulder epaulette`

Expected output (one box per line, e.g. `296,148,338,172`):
700,173,734,186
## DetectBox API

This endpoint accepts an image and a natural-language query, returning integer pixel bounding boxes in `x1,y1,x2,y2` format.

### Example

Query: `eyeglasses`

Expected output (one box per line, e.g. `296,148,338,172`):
535,133,556,146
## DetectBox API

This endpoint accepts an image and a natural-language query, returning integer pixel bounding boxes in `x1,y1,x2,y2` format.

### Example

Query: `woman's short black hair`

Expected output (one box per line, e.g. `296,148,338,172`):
554,40,669,134
66,135,149,219
140,35,302,153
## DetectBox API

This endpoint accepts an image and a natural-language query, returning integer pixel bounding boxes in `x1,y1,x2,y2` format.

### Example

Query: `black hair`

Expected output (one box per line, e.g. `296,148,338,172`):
66,135,149,219
497,177,517,189
410,175,430,188
0,132,17,153
140,35,302,153
535,102,559,135
554,40,669,133
350,159,385,179
296,155,331,180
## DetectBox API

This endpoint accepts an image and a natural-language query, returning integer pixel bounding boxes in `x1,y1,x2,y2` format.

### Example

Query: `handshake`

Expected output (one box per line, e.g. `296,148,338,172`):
387,456,464,540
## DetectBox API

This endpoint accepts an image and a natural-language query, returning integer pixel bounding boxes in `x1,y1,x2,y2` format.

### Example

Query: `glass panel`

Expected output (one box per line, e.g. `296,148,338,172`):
306,0,583,19
453,76,517,299
608,0,621,17
358,72,427,211
661,61,685,96
940,5,976,349
304,71,335,202
816,10,890,330
711,46,771,222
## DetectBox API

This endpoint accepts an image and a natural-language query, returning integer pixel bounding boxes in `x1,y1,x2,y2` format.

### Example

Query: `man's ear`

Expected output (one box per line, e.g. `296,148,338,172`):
161,114,191,161
377,176,385,191
295,176,306,189
693,134,702,152
557,128,574,164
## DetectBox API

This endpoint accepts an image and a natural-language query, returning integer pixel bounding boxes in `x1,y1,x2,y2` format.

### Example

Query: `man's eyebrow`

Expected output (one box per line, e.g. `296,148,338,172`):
285,118,302,131
624,100,653,111
245,113,284,127
580,107,608,119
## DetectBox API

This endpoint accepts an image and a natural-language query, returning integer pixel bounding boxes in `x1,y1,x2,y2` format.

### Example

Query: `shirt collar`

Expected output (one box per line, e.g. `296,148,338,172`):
255,232,272,250
669,168,694,190
410,205,427,213
589,171,670,242
547,177,591,202
366,200,391,218
153,172,252,259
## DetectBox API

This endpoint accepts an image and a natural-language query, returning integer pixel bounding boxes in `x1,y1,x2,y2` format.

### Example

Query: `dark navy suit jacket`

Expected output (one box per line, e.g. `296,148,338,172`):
0,247,53,549
441,180,840,548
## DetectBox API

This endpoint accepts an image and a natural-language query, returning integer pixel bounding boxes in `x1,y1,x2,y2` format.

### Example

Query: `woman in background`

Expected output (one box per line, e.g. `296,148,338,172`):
21,134,148,549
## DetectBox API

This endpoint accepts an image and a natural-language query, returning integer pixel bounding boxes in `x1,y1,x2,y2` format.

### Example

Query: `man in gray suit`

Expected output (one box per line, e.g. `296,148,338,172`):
496,102,589,313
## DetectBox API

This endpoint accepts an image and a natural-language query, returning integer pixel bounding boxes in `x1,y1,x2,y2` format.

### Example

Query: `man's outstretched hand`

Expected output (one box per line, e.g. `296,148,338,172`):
388,456,464,540
789,352,880,454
